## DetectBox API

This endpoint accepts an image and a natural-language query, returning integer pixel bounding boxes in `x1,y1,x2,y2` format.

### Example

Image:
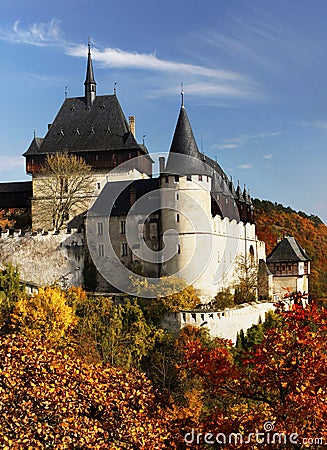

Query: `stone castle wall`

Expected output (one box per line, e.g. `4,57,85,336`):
0,228,84,288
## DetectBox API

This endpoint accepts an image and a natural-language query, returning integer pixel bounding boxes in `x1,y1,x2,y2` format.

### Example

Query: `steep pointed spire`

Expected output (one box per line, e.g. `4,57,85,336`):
168,105,200,158
84,39,96,105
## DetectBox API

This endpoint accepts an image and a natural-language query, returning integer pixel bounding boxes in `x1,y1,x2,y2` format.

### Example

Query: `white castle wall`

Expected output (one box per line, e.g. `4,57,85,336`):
161,301,276,344
0,229,84,288
160,174,266,301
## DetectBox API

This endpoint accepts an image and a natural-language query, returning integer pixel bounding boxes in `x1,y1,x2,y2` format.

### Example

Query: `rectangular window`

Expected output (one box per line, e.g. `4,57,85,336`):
176,193,179,200
165,176,169,183
177,244,181,254
174,175,179,182
97,222,103,235
176,213,180,222
198,175,203,181
187,175,192,181
98,244,105,257
120,220,126,234
121,243,128,257
97,182,101,189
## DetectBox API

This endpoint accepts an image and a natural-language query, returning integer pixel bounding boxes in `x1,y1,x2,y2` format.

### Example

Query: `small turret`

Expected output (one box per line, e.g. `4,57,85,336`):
84,41,96,106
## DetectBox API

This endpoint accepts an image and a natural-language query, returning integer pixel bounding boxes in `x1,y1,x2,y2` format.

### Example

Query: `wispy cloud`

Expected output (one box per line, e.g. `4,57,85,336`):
0,19,259,100
309,120,327,130
218,143,238,150
215,131,283,150
0,19,64,47
237,164,252,169
261,153,273,159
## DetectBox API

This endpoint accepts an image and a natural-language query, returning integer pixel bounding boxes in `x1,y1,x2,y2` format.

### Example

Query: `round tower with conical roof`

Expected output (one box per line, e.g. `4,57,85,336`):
160,103,215,298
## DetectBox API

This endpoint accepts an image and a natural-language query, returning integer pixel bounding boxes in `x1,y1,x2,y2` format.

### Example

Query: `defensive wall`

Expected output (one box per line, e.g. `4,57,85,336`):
161,301,276,344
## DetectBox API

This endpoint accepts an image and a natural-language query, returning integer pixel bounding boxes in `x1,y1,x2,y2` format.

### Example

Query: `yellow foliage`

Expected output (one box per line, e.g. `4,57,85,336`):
11,287,77,343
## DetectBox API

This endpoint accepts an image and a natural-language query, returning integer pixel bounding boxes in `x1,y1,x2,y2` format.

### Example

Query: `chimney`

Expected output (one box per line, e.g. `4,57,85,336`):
129,116,135,137
159,157,165,174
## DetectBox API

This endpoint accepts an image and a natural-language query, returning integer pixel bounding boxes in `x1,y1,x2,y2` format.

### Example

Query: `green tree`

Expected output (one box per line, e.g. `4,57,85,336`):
0,264,25,331
75,295,157,369
213,288,234,310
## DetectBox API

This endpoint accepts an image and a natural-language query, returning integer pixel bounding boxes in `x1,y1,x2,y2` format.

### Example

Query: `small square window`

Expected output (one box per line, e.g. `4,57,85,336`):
187,175,192,181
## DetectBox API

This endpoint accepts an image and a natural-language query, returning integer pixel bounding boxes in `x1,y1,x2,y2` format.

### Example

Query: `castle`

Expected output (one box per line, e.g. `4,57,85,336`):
0,45,310,305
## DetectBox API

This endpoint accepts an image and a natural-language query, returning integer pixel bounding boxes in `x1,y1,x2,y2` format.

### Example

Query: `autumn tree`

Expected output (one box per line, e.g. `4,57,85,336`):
37,153,94,230
182,304,327,448
133,277,200,324
11,286,77,345
0,334,185,449
75,295,158,369
233,254,258,304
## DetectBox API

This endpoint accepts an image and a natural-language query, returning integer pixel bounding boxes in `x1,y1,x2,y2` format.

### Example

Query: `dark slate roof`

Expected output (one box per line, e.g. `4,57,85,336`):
23,95,147,156
89,178,160,217
25,137,43,155
259,258,273,276
168,106,200,158
267,236,310,263
163,104,249,222
0,181,32,193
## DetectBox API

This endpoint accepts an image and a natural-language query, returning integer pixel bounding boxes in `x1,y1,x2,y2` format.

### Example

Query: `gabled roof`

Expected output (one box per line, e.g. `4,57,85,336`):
267,236,310,263
23,95,147,156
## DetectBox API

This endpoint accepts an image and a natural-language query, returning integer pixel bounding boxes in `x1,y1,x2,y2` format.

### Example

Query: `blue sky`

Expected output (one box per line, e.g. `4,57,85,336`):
1,0,327,222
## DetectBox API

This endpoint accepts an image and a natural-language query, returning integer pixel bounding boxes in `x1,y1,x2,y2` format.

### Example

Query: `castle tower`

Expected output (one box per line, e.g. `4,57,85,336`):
160,102,213,298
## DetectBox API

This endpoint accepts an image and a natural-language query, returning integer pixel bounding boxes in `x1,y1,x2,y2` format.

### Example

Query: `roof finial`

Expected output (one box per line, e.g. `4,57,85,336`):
181,82,184,107
114,82,117,95
88,36,91,53
33,130,36,139
65,85,68,99
142,135,146,145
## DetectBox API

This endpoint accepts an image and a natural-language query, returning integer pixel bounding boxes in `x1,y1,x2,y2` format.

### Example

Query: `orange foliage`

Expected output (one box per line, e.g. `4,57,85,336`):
181,304,327,447
0,334,185,449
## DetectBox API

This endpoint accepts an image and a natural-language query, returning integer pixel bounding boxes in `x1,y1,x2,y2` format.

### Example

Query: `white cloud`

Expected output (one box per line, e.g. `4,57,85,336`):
218,143,239,150
220,131,283,149
237,164,252,169
0,19,63,47
262,153,273,159
310,120,327,130
0,19,258,100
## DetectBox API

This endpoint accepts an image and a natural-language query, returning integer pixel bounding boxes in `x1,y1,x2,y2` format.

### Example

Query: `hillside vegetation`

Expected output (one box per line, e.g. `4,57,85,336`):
254,198,327,299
